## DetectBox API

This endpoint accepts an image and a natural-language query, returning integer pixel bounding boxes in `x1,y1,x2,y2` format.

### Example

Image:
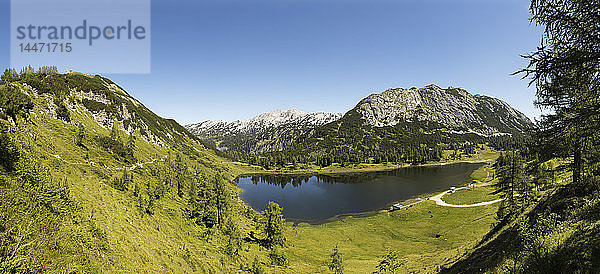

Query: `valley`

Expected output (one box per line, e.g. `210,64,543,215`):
0,66,595,273
3,1,600,273
0,71,530,272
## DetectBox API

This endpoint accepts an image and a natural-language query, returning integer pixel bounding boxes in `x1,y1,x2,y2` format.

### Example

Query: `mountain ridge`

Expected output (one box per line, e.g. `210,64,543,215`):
353,84,533,135
186,108,342,153
187,85,534,157
0,70,257,272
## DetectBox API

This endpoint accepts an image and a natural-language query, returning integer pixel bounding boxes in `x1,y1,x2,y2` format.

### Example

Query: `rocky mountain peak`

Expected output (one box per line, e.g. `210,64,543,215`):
354,85,534,135
249,108,309,126
185,109,342,153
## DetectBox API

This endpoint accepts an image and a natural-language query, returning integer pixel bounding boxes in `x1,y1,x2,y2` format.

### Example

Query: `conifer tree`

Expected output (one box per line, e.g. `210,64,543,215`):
260,201,286,248
213,174,229,227
75,123,85,147
329,245,344,274
493,151,526,220
520,0,600,184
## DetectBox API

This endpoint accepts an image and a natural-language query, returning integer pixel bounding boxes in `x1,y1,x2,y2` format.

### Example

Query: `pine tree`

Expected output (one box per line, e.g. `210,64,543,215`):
213,174,229,227
520,0,600,184
1,68,18,84
260,201,286,248
146,183,155,215
224,218,242,256
329,245,344,274
75,123,85,147
187,174,200,221
109,122,119,143
493,151,526,220
173,153,185,197
126,132,135,160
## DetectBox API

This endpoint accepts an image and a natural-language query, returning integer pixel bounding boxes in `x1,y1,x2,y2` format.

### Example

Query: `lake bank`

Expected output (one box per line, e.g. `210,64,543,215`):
282,164,501,273
238,159,495,177
236,162,487,222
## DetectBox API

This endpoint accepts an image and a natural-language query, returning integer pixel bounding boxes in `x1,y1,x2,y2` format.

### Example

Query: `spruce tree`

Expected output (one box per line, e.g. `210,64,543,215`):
329,245,344,274
260,201,286,248
213,174,229,227
75,123,85,147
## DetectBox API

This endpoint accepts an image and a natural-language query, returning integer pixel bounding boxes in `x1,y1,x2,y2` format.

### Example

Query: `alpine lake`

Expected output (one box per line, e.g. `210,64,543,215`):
235,162,485,223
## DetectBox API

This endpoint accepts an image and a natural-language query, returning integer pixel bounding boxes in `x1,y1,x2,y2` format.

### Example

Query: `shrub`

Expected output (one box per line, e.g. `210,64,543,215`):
54,99,71,122
268,247,288,267
0,85,33,122
0,126,20,172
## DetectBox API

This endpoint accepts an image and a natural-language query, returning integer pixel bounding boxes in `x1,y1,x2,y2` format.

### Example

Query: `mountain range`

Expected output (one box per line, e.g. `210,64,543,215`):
186,108,342,153
186,84,534,155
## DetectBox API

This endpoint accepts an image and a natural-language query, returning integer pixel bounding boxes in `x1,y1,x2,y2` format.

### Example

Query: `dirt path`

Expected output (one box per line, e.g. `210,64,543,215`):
428,175,573,208
428,190,503,208
51,154,164,171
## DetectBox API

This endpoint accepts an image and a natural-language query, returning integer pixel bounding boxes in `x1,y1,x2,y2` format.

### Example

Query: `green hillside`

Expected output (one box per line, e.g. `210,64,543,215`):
442,1,600,271
0,69,282,272
0,69,531,273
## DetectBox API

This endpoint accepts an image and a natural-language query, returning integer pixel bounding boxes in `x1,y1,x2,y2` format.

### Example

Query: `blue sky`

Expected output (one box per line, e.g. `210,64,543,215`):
0,0,543,124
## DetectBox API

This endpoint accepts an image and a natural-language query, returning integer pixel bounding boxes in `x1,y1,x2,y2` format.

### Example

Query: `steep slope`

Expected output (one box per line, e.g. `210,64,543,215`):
442,168,599,273
0,71,265,272
186,108,342,153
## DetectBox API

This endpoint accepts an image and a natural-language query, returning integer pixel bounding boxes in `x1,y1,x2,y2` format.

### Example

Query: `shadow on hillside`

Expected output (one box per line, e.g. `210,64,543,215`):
442,182,600,273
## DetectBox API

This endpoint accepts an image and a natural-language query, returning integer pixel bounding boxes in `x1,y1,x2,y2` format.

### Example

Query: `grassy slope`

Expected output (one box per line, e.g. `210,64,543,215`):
285,201,498,273
441,163,597,273
442,165,500,205
2,78,270,272
442,186,500,205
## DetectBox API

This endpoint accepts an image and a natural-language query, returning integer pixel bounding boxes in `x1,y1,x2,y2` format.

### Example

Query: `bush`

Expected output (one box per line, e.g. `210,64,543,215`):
0,85,33,121
81,98,107,113
268,247,288,266
0,126,20,172
54,99,71,122
250,257,264,274
96,135,135,163
111,170,132,191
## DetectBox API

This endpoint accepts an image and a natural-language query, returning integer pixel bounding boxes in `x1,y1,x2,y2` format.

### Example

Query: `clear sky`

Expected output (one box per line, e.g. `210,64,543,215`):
0,0,543,124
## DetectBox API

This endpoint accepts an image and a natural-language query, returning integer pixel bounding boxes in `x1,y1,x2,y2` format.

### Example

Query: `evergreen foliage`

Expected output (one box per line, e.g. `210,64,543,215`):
268,247,288,266
328,245,344,274
75,123,85,147
447,1,600,272
258,201,286,248
375,250,403,273
0,84,33,122
519,0,600,185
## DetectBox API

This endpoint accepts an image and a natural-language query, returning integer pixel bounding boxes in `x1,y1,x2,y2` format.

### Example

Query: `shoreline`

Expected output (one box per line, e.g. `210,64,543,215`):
273,164,495,225
236,159,494,177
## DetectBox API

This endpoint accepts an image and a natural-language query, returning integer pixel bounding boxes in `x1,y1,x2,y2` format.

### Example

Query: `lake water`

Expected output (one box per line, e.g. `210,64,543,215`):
236,162,485,223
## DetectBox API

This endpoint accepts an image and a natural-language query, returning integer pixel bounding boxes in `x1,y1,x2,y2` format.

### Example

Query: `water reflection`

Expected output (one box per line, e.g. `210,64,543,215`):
236,163,485,223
